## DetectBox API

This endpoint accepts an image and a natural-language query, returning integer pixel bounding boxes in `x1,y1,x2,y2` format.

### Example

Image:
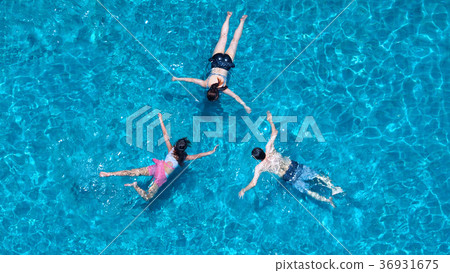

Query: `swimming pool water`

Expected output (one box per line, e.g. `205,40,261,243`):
1,0,449,254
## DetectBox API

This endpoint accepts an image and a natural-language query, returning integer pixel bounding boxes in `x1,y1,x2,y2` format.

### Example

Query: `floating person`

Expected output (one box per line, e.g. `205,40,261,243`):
172,12,251,113
238,111,343,208
100,113,218,201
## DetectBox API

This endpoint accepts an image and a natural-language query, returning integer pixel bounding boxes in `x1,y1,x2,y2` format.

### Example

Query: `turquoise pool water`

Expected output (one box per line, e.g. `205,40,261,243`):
1,0,449,254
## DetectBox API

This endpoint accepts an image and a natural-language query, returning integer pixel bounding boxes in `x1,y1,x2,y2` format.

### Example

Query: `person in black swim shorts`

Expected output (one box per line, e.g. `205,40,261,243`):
172,12,251,113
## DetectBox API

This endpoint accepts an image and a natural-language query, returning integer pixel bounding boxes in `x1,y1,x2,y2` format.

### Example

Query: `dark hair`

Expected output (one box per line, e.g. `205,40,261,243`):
206,79,227,102
173,137,191,166
252,147,266,161
207,88,219,101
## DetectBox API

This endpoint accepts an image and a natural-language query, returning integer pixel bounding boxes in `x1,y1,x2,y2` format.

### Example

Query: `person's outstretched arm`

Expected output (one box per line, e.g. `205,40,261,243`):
265,111,278,153
223,88,251,113
158,113,172,152
239,165,262,198
172,76,207,88
186,145,219,160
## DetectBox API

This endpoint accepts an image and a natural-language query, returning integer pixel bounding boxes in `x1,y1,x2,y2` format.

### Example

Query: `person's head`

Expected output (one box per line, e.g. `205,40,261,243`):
173,137,191,166
252,147,266,161
207,88,219,101
206,79,223,102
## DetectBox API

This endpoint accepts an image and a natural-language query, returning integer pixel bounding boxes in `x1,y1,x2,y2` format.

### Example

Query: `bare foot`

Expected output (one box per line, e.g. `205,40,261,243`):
124,182,137,187
328,197,336,208
240,15,248,22
227,11,232,17
99,172,111,177
332,186,344,196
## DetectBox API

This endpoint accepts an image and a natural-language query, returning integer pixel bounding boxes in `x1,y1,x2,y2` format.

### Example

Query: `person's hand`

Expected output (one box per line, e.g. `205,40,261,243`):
238,189,245,199
124,182,137,187
245,106,252,114
171,76,178,81
211,145,219,153
99,172,110,177
158,113,163,121
266,111,273,122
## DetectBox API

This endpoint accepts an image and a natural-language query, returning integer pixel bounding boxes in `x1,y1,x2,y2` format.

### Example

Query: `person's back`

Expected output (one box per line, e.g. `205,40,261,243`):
170,12,251,113
257,149,291,177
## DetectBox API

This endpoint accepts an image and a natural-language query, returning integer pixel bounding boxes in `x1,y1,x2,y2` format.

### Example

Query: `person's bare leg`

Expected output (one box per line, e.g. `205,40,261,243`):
225,15,248,61
212,11,232,55
124,182,159,201
306,190,336,208
99,167,149,177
